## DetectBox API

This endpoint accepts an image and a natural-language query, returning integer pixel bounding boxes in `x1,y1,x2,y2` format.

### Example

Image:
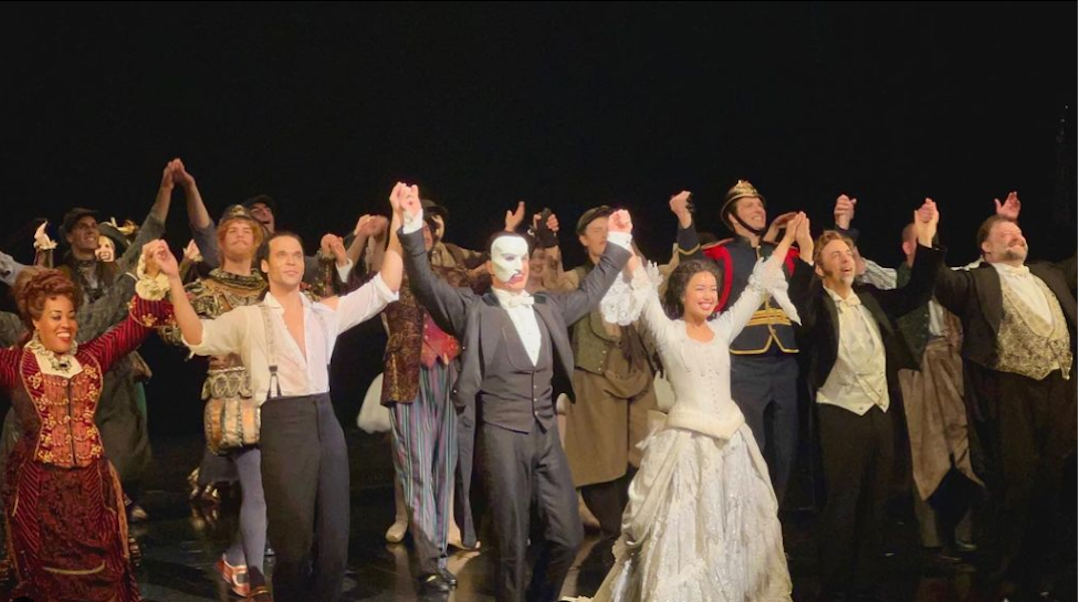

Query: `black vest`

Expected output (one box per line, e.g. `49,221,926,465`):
479,310,556,433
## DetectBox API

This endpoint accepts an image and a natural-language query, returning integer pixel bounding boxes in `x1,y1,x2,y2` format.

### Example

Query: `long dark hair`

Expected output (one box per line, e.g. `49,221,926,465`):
663,259,723,320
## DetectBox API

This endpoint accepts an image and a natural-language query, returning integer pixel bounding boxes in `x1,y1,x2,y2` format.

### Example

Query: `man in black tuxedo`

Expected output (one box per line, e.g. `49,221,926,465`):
397,187,635,602
934,208,1077,600
789,201,943,601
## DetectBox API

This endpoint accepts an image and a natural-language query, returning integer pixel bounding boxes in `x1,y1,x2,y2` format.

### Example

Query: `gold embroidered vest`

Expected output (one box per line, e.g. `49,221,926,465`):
995,276,1072,380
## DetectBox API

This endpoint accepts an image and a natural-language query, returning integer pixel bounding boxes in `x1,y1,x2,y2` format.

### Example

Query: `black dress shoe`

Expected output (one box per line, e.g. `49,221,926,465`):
420,573,453,593
438,567,458,587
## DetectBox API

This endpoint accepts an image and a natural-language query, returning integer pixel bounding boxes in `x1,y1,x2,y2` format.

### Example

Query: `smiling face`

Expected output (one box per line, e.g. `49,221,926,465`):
681,270,719,323
32,295,78,354
528,247,547,285
67,216,100,255
982,219,1028,264
727,196,767,234
95,236,116,263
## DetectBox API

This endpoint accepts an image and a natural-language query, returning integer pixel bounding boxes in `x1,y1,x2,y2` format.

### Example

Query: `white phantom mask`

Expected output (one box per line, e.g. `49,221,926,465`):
490,235,529,283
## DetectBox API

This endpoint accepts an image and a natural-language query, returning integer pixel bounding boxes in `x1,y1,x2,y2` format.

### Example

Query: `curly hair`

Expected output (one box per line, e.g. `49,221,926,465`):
14,268,80,331
663,259,724,320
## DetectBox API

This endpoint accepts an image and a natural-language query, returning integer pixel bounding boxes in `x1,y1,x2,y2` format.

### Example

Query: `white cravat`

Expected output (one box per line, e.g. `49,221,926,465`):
817,287,890,415
493,288,542,366
992,263,1053,325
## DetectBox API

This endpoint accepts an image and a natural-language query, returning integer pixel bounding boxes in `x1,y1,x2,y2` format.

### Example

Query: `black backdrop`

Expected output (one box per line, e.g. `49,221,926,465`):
0,2,1074,436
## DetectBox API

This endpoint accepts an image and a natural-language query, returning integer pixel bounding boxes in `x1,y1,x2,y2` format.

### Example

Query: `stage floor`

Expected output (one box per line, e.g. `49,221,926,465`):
33,429,1072,602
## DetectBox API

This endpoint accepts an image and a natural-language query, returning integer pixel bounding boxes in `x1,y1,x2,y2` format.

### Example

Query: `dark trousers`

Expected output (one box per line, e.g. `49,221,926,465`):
731,352,800,504
480,421,584,602
818,404,895,596
966,364,1077,590
580,468,635,568
455,396,478,548
260,394,350,602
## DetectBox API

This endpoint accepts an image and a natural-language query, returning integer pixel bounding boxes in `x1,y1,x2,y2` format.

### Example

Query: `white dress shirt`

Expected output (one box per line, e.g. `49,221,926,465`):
992,263,1053,325
186,274,398,404
493,288,543,366
816,286,890,415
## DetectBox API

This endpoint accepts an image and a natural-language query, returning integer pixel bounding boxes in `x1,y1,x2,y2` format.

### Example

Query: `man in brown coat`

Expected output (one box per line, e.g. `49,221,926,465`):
551,205,657,569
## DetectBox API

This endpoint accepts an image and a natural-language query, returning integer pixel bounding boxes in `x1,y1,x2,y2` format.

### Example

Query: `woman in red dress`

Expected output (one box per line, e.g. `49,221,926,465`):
1,243,172,602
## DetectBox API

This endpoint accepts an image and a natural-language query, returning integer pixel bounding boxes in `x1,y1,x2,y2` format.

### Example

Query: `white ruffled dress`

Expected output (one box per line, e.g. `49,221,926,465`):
580,259,796,602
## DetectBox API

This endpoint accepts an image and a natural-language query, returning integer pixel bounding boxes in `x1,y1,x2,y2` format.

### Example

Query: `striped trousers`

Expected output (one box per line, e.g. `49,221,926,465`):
390,361,458,575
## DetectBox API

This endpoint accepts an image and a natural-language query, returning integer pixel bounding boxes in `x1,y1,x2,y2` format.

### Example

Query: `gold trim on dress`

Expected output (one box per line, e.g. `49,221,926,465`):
43,561,106,576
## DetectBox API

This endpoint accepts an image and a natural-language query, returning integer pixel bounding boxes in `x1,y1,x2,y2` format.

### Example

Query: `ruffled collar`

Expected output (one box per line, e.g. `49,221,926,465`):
25,331,83,378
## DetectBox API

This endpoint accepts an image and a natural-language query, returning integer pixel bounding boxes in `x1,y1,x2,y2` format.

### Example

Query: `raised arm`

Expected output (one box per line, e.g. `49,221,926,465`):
0,249,28,288
152,239,245,356
873,200,943,318
347,214,390,270
716,212,804,341
670,190,706,261
322,194,405,334
787,213,823,331
81,244,176,372
157,278,208,347
317,233,355,285
396,187,473,336
856,256,898,290
622,252,680,350
530,211,576,292
75,269,138,340
173,159,221,268
552,209,633,326
116,161,177,274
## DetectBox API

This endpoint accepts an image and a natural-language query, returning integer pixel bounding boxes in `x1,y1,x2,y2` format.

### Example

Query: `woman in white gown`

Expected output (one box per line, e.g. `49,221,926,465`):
579,214,805,602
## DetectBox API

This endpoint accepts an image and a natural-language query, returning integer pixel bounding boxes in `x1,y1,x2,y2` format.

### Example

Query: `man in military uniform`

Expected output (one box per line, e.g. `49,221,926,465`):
670,182,802,503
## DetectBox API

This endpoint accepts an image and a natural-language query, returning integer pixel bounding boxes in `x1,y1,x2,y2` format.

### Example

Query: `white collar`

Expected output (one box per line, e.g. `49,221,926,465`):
824,285,861,308
991,262,1031,277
